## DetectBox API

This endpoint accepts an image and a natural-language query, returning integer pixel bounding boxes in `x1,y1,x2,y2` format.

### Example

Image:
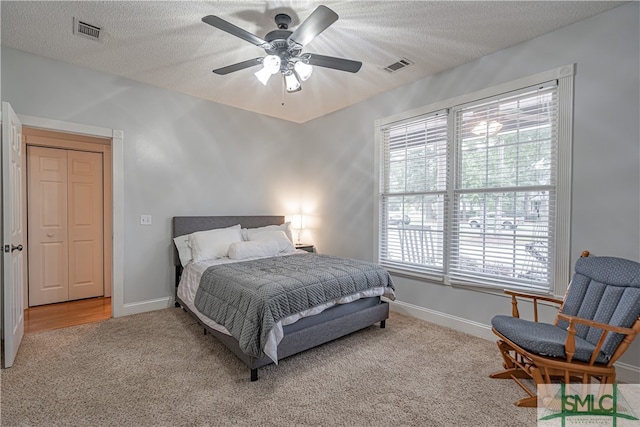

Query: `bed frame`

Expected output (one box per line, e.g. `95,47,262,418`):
172,215,390,381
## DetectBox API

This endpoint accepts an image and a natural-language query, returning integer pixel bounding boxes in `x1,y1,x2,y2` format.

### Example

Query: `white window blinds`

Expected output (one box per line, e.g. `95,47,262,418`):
450,83,558,293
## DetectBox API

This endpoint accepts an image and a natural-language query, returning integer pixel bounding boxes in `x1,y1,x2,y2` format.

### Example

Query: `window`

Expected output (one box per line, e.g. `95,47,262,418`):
376,66,574,295
379,112,447,276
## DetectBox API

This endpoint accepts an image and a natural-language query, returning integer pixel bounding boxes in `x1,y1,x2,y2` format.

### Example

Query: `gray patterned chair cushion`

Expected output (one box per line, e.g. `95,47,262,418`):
492,315,608,364
493,256,640,364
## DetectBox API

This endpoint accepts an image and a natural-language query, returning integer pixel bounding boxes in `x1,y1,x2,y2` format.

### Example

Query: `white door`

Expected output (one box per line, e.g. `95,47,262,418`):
67,150,104,301
27,146,69,306
2,102,25,368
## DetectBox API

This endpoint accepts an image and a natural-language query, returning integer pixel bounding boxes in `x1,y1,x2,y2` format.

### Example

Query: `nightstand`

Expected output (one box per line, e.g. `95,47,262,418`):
295,243,315,253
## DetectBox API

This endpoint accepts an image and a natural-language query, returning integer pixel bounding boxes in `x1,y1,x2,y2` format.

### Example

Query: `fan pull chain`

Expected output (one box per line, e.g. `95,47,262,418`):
281,80,285,106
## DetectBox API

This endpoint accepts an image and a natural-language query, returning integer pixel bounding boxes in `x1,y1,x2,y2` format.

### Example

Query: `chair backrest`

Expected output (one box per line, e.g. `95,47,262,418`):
558,256,640,360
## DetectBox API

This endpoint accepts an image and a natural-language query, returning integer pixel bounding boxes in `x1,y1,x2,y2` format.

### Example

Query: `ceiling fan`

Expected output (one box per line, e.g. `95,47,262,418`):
202,5,362,93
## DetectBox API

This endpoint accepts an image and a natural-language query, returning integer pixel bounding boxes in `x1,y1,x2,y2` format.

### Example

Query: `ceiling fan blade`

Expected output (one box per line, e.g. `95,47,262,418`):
213,58,263,75
306,54,362,73
202,15,269,47
288,5,338,47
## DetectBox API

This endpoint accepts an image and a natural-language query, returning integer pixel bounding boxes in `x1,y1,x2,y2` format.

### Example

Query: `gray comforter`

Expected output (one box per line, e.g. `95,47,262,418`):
194,253,395,358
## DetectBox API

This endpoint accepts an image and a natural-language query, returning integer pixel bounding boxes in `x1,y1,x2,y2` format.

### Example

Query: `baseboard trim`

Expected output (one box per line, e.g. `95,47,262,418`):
615,362,640,384
389,300,495,341
389,300,640,384
115,296,175,317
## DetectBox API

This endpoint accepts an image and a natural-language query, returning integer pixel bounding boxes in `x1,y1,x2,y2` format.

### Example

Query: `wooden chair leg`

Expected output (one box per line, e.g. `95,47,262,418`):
531,366,554,408
607,372,616,384
490,340,530,379
515,395,539,408
496,341,516,368
490,367,530,380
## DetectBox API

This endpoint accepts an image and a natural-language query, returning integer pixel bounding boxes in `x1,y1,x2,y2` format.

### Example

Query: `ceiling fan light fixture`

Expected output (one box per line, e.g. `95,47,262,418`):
294,61,313,81
284,72,301,92
203,6,362,95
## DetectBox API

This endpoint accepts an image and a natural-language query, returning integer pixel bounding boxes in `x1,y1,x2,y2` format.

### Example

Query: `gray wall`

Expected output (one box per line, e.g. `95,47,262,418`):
2,3,638,374
1,47,303,303
298,3,640,373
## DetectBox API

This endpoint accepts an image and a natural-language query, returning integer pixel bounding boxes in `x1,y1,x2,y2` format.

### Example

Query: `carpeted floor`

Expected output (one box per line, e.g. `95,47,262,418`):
1,308,537,426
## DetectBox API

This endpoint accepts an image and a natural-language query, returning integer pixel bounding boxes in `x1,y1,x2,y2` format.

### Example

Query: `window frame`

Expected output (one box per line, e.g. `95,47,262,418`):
374,64,575,297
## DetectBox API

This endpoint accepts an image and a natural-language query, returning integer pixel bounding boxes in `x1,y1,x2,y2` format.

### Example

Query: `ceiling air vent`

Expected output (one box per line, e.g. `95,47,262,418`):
384,58,413,73
73,18,101,41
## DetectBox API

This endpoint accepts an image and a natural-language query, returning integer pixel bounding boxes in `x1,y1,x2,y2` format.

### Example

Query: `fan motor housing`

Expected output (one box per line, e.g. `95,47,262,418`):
264,30,292,43
264,30,300,58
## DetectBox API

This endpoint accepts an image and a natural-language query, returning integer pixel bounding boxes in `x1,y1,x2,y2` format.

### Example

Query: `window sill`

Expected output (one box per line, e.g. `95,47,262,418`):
384,266,560,303
384,265,445,284
449,280,558,303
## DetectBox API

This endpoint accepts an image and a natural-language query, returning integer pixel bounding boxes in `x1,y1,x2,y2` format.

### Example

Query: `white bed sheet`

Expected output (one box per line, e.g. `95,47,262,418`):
177,251,392,364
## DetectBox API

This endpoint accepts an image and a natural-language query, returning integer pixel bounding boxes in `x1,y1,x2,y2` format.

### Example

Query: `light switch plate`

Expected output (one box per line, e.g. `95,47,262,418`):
140,214,152,225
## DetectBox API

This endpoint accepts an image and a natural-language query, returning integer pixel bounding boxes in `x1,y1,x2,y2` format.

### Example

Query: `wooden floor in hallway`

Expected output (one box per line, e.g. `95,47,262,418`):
24,297,111,334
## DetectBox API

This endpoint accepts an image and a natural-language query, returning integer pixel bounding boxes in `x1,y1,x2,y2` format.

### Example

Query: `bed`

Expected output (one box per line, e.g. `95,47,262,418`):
172,215,395,381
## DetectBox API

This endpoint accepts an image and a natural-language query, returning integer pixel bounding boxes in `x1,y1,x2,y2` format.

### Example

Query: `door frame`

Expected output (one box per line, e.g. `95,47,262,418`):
17,115,124,317
24,133,112,305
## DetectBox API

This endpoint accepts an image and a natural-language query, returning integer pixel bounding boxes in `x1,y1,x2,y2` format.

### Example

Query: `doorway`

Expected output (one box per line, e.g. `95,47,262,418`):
3,110,124,367
24,297,111,333
23,127,113,324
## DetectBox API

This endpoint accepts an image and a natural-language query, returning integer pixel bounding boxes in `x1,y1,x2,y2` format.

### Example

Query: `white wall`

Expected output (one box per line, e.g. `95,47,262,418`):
299,3,640,378
1,3,638,379
1,47,303,305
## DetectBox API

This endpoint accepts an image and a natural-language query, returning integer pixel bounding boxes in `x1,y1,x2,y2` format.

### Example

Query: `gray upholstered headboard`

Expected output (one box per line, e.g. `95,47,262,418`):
172,215,285,266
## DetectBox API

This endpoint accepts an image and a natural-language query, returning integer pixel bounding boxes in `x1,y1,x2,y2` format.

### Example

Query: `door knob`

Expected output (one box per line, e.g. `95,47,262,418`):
47,233,54,237
11,244,23,252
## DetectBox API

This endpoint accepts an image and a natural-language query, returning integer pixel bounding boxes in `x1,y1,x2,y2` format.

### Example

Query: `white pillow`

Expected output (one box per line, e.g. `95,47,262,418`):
173,224,241,266
228,240,280,260
242,222,293,243
173,234,193,266
189,227,243,262
250,230,296,254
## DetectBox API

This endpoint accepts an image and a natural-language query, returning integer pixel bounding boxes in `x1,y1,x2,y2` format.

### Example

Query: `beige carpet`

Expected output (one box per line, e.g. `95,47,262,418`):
1,308,537,426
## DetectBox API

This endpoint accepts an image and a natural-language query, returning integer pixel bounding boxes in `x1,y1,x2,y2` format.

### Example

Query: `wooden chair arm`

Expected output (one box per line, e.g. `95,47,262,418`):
504,290,564,305
556,313,638,365
503,290,563,321
556,313,637,336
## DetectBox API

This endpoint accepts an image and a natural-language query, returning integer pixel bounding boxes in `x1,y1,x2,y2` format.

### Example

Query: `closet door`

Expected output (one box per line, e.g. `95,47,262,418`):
28,146,69,306
67,150,103,300
27,147,104,306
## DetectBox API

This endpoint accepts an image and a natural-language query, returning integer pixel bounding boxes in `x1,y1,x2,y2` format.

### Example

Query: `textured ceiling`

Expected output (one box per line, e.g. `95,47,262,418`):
1,1,626,123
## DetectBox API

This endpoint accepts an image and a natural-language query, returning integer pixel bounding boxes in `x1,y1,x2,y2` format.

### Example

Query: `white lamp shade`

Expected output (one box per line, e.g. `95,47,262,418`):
291,214,306,230
254,67,273,85
285,73,301,92
294,61,313,81
263,55,281,73
254,55,281,85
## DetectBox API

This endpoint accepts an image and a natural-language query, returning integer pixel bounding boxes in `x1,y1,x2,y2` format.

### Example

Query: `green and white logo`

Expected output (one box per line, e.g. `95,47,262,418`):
538,384,640,426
